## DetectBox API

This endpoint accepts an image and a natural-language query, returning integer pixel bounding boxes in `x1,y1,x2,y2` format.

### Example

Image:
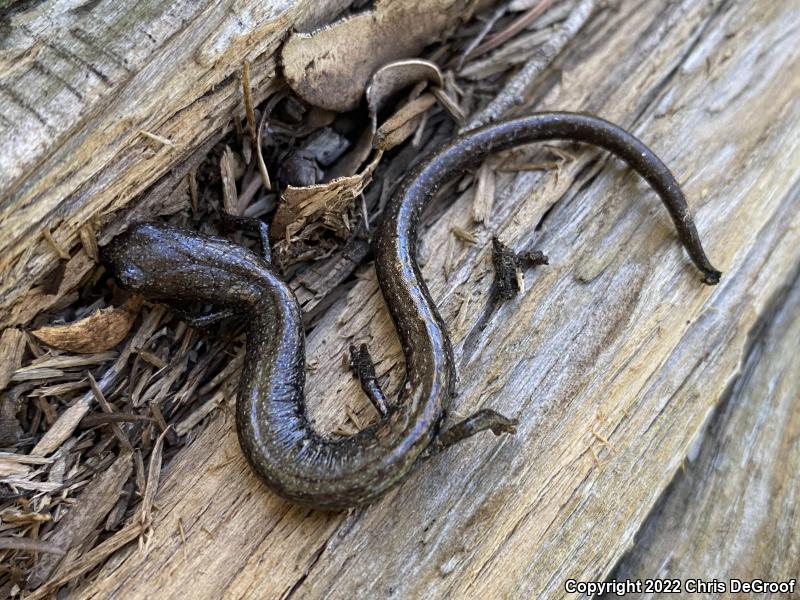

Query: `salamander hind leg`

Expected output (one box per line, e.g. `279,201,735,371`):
348,343,389,418
429,408,518,455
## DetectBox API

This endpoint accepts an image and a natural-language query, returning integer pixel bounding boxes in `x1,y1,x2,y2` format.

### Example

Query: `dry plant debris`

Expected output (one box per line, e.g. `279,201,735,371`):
281,0,488,112
0,1,599,595
31,297,143,355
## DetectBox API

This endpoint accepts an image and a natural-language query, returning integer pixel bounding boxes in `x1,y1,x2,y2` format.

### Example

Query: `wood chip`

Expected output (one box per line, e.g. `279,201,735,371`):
0,327,27,390
220,145,240,215
42,228,70,260
464,0,596,131
376,94,438,151
134,347,168,370
174,390,225,437
471,162,496,224
272,153,382,267
138,427,170,547
32,297,142,354
467,0,557,59
12,352,119,381
0,452,53,465
25,521,144,600
31,307,166,456
78,224,99,263
27,452,132,588
451,225,478,244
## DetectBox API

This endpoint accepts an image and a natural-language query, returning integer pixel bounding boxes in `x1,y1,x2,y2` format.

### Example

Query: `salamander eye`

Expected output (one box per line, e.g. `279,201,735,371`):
116,263,147,290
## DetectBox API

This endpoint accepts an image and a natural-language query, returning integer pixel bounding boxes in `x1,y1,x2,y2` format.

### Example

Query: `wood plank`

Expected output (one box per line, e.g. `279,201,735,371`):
605,270,800,597
72,0,800,598
0,0,352,327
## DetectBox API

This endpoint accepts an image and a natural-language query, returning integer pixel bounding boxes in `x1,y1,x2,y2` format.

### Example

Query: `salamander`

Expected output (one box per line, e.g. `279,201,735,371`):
101,112,721,510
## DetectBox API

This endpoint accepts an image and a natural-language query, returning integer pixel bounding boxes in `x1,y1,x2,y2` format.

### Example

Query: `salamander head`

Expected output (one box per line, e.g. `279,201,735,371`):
100,222,261,305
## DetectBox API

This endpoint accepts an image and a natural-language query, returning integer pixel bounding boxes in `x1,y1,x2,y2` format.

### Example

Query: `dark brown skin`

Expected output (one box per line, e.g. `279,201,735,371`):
101,112,721,511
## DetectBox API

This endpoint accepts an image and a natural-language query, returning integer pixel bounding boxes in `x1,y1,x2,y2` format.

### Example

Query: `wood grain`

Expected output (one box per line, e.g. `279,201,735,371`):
606,265,800,597
58,0,799,598
0,0,352,328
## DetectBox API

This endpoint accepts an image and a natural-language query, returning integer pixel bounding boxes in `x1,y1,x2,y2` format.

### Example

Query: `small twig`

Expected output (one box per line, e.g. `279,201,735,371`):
242,61,258,149
243,61,272,192
255,95,273,191
591,427,618,453
464,0,597,131
467,0,557,60
457,2,510,69
0,537,65,555
139,129,174,147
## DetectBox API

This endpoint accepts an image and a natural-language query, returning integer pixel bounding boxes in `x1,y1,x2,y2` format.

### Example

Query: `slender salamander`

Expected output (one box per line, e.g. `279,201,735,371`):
101,112,721,510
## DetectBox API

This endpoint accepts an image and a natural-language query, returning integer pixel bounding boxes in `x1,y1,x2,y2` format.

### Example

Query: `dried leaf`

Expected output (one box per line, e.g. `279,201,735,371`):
272,153,382,266
328,59,442,179
366,59,444,115
281,0,481,112
32,297,142,354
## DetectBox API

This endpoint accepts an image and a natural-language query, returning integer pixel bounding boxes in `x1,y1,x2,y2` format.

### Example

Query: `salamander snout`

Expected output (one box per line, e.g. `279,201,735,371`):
100,221,213,300
101,221,264,306
100,223,168,294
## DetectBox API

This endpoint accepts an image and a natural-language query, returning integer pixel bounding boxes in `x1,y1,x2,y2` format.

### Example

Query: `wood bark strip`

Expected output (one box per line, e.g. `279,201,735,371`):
64,0,800,598
28,452,133,588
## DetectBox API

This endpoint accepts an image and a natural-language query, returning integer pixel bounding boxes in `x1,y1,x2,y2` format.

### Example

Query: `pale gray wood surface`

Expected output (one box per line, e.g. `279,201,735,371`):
2,0,799,597
606,269,800,598
64,0,800,598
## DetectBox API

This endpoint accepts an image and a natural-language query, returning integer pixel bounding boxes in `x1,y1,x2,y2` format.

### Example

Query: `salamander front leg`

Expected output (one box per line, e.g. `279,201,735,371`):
428,409,517,455
167,304,236,329
220,212,272,263
348,343,389,418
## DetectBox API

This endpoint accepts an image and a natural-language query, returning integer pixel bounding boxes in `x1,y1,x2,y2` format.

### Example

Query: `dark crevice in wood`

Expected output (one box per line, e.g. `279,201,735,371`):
602,186,800,590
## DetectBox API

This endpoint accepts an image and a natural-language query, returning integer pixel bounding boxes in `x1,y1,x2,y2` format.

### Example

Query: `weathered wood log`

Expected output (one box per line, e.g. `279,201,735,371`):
608,269,800,597
4,0,800,597
60,0,798,598
0,0,353,327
